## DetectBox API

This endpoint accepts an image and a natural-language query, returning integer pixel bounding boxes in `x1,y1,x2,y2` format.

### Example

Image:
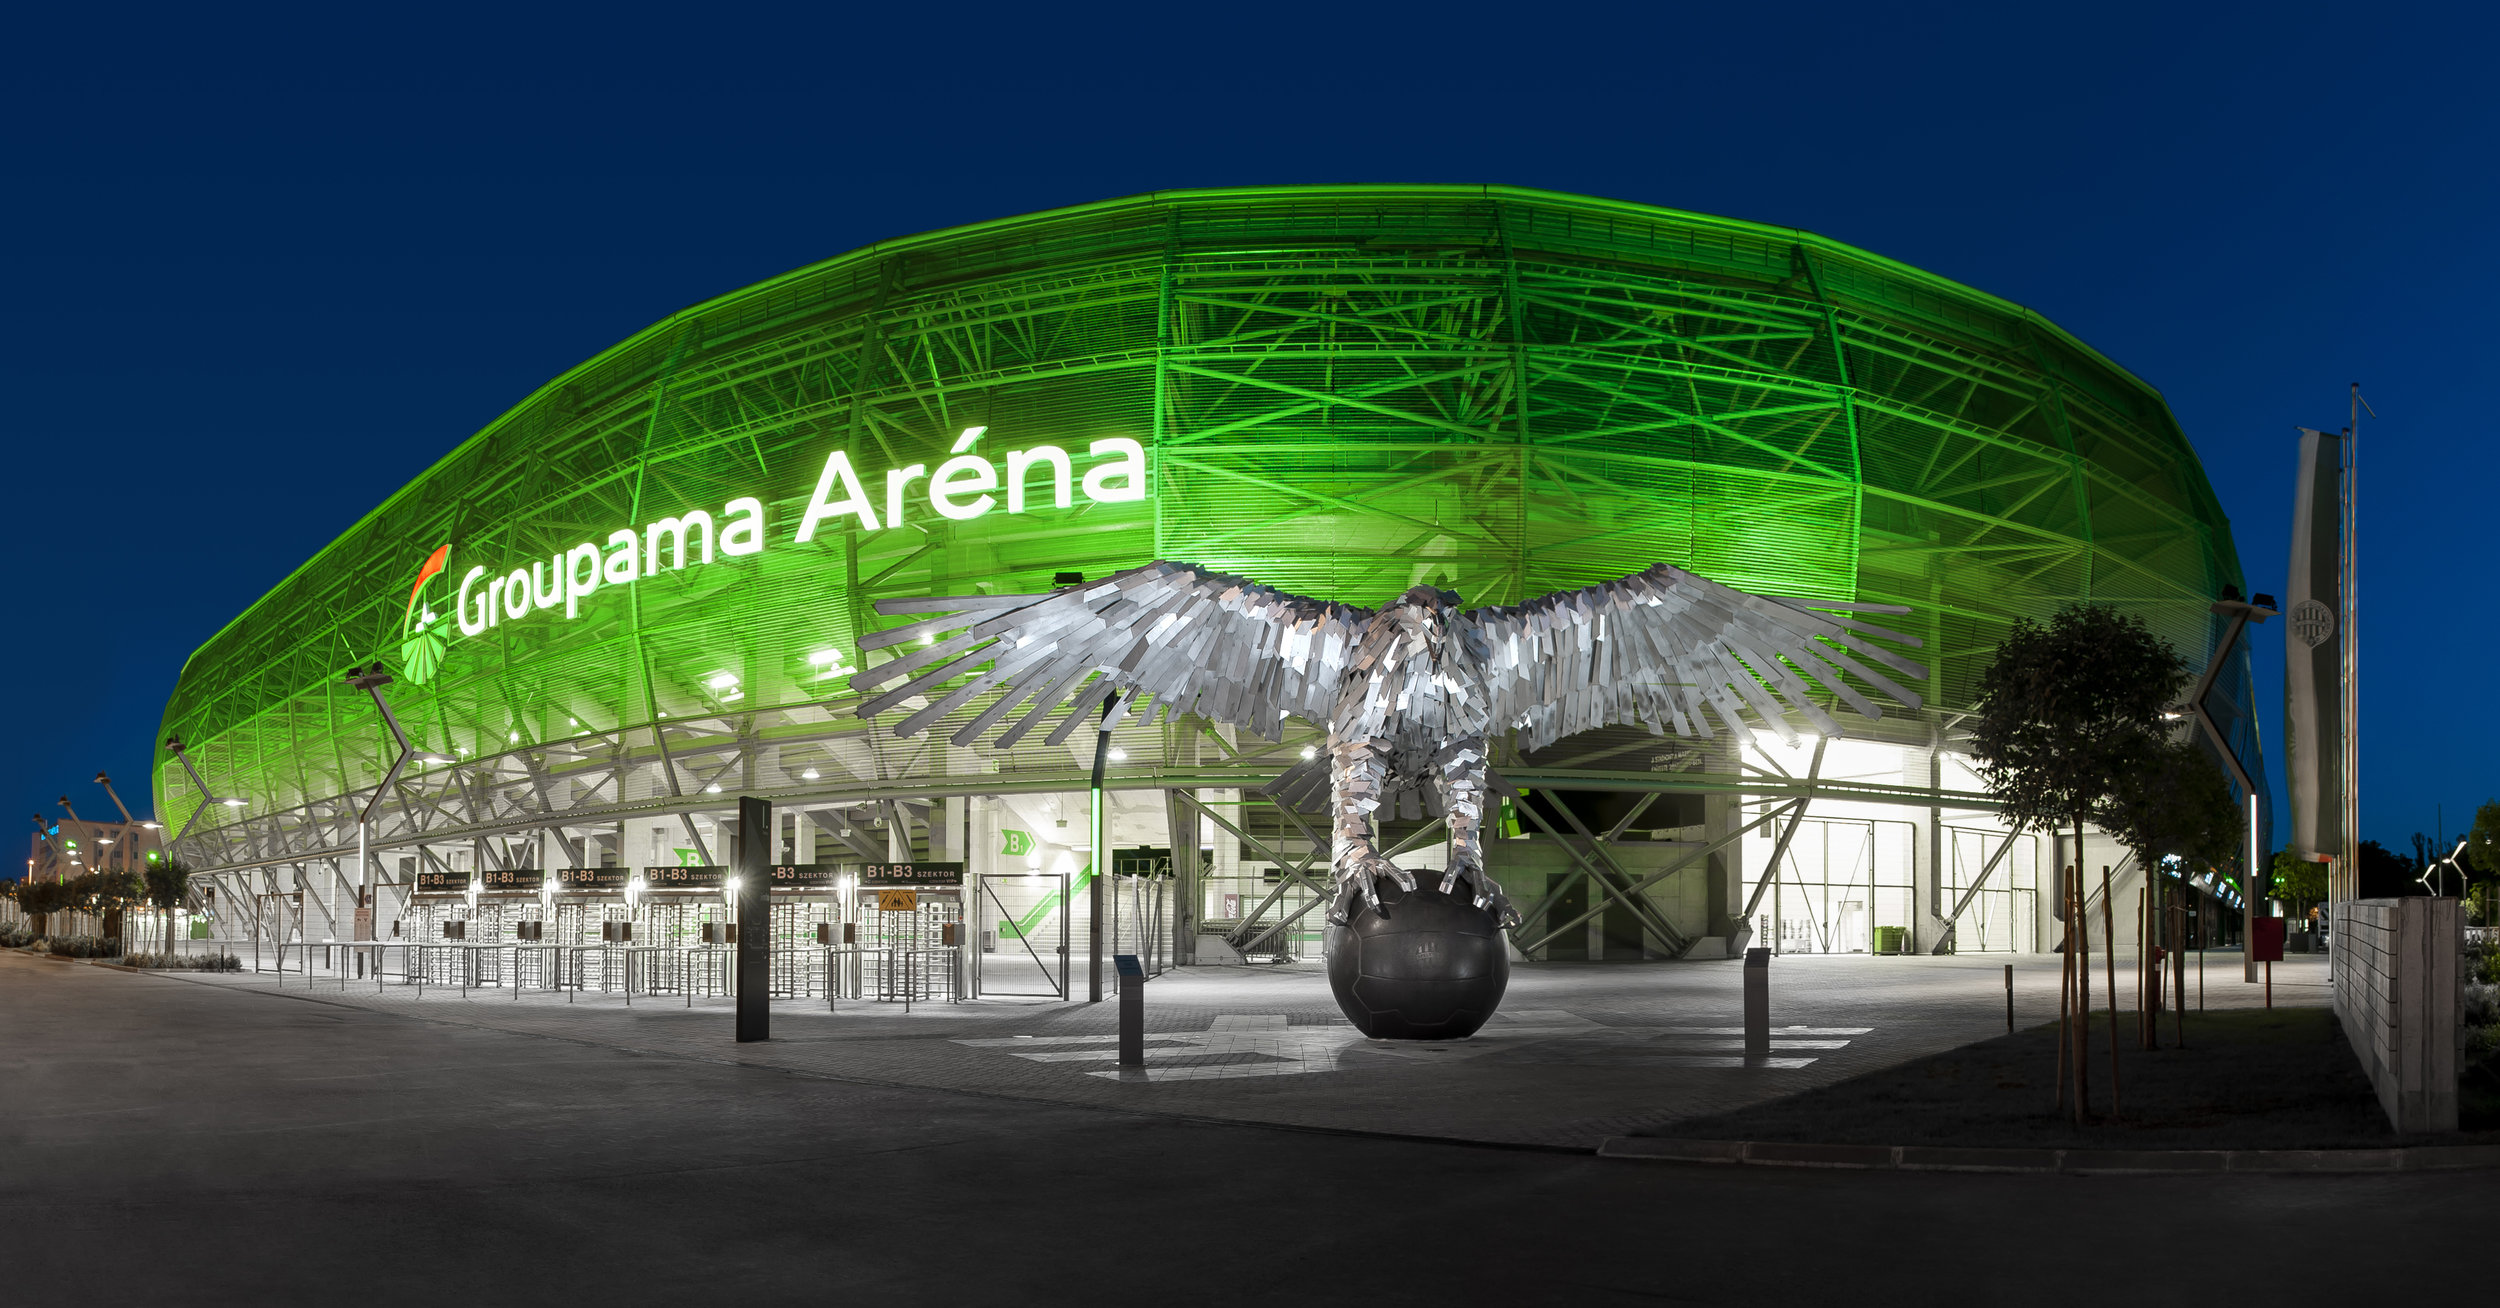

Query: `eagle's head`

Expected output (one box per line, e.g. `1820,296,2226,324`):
1395,584,1464,611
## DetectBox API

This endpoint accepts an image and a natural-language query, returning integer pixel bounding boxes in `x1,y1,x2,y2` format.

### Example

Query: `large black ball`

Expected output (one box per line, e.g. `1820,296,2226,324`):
1324,882,1511,1040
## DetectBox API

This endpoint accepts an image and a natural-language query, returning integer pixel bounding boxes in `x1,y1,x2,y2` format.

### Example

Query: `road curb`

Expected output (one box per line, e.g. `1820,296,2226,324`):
1598,1136,2500,1174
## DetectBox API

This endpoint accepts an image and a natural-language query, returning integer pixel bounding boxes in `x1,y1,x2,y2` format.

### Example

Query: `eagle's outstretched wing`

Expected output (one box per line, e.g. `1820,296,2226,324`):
1466,563,1926,751
847,561,1370,747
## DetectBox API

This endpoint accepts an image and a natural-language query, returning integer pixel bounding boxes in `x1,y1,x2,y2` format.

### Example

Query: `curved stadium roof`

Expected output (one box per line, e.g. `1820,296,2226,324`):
154,184,2258,867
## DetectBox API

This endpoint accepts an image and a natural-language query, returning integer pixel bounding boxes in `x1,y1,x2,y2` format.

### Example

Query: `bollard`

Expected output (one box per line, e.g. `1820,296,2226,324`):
1742,947,1771,1059
2005,962,2014,1032
1115,954,1146,1068
734,795,771,1043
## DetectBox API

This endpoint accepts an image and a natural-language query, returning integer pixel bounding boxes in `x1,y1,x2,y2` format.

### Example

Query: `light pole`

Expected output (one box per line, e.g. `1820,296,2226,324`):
2182,588,2275,982
342,663,453,940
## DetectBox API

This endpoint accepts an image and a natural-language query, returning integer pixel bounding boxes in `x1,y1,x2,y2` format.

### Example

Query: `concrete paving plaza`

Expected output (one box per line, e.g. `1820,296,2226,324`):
127,945,2329,1148
7,946,2478,1305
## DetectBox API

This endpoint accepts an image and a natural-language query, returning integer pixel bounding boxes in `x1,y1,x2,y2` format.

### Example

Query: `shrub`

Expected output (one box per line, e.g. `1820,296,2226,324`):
45,935,120,959
121,950,241,972
0,924,36,948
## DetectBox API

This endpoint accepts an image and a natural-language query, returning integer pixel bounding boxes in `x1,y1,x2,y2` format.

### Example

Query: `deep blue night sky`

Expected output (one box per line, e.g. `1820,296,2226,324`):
5,2,2490,853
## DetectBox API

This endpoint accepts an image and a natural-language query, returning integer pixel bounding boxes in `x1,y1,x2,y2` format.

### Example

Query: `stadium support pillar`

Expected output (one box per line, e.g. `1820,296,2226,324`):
1165,788,1199,966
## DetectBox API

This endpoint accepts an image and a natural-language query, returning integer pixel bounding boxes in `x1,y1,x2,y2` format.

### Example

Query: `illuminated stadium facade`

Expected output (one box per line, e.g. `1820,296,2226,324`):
154,185,2263,981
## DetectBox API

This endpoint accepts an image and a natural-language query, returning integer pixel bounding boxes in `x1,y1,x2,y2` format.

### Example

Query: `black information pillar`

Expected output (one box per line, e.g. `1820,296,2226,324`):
736,795,771,1043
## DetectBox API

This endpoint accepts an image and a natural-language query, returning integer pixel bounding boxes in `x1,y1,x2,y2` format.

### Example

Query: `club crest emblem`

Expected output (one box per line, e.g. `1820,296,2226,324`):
2288,598,2335,649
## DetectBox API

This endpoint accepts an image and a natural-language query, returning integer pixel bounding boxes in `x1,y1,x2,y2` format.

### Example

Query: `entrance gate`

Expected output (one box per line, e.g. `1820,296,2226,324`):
974,872,1068,999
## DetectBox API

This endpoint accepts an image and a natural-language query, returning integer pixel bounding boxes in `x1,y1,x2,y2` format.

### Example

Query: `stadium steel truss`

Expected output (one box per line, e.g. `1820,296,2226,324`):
153,184,2264,961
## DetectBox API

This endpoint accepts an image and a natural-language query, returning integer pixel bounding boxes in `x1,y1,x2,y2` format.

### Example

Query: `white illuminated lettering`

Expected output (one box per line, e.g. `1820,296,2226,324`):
885,464,928,531
603,529,639,585
530,555,564,610
720,497,765,556
1083,437,1146,503
456,566,490,636
503,568,532,621
438,430,1145,643
645,511,714,574
564,542,602,617
1006,445,1071,514
795,450,879,539
930,455,997,520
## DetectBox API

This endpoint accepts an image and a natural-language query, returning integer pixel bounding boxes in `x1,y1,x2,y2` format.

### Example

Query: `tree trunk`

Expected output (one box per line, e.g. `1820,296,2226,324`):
2103,863,2120,1120
2054,861,2071,1112
2070,822,2091,1123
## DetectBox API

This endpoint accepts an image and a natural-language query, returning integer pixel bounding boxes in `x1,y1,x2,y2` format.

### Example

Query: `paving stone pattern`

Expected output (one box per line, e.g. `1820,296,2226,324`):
158,951,2332,1149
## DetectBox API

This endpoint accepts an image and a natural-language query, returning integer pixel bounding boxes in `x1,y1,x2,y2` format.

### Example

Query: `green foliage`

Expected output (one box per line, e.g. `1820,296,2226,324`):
2268,846,2328,910
45,935,120,958
2094,735,2239,871
1968,604,2189,835
13,878,64,917
2468,800,2500,886
121,949,241,971
0,923,36,948
143,858,192,911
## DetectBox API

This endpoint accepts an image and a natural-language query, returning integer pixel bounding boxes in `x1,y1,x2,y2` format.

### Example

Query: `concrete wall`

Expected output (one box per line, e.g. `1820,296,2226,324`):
2331,897,2461,1133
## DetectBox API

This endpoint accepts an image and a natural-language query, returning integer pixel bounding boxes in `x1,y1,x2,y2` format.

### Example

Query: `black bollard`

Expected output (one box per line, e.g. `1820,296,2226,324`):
1743,947,1770,1059
735,795,771,1043
1115,954,1145,1067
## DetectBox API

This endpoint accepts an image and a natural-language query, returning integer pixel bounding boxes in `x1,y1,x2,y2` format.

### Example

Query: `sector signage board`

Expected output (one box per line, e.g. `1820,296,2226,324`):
556,866,630,893
480,867,544,893
861,862,965,887
770,864,838,891
414,869,469,895
644,864,727,891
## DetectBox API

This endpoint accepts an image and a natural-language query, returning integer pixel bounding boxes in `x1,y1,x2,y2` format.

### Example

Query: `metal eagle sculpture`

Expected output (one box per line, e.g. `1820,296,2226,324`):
846,561,1927,934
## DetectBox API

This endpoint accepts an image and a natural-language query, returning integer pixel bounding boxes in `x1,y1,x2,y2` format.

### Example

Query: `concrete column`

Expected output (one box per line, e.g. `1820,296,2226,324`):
1703,789,1740,941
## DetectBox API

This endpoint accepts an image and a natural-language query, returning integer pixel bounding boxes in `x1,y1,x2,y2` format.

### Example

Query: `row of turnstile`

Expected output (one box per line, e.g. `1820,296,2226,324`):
385,887,970,1003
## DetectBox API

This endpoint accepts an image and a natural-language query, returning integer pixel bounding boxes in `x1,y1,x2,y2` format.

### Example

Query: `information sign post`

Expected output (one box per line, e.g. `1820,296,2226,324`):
736,796,770,1043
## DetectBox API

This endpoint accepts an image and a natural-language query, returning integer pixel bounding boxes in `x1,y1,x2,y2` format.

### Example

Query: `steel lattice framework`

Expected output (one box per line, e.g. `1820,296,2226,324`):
154,185,2261,893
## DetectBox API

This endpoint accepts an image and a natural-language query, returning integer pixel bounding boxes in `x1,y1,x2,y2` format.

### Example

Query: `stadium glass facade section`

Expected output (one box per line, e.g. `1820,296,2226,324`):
154,185,2263,978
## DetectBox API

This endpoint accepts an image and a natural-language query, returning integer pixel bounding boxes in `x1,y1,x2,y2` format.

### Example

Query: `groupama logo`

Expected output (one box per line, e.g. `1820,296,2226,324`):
388,430,1143,679
400,543,453,685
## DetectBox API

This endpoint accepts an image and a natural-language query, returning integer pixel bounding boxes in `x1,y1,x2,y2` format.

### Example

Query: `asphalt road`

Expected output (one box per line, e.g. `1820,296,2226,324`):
0,950,2477,1305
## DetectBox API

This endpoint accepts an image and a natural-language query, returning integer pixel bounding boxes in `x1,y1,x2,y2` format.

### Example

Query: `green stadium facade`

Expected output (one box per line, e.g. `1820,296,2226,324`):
154,185,2263,975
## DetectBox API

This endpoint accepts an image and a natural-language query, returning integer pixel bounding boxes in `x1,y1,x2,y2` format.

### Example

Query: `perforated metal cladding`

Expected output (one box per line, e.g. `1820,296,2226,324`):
156,185,2249,849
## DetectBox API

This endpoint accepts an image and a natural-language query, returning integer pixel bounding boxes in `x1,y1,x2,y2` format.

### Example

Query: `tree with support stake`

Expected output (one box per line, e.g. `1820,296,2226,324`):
2097,733,2238,1049
1968,603,2189,1124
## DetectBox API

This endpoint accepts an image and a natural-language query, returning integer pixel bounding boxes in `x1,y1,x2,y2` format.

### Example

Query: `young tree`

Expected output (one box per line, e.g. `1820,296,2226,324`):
144,856,192,962
2095,735,2239,872
1969,603,2188,1121
2095,734,2237,1048
2268,846,2328,919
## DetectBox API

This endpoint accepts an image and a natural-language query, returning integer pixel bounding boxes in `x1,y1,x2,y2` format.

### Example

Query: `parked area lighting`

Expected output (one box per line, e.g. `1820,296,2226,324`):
800,768,820,780
705,783,723,794
1107,747,1127,762
1300,746,1316,760
221,798,248,807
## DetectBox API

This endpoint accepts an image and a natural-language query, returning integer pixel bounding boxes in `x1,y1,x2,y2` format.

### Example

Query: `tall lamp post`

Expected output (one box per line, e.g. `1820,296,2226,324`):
342,663,453,939
2183,589,2275,983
